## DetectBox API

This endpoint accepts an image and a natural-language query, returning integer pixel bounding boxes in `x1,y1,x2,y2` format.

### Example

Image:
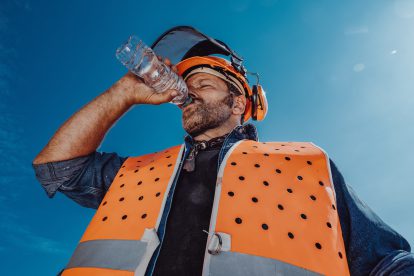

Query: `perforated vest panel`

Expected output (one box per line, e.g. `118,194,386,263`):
62,145,183,276
80,145,182,242
63,141,350,276
205,140,349,276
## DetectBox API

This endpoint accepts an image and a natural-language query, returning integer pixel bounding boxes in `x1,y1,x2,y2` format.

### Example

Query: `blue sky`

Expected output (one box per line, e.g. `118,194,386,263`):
1,0,414,274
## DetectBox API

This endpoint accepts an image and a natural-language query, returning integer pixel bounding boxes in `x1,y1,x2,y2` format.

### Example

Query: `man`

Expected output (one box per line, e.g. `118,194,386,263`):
33,32,414,275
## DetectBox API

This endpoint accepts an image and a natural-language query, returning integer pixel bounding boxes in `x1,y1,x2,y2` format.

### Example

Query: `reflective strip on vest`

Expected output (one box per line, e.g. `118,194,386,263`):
66,239,146,271
209,251,322,275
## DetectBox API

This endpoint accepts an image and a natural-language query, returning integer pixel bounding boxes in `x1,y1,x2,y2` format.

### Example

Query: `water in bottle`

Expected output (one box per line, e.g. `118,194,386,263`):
116,35,192,106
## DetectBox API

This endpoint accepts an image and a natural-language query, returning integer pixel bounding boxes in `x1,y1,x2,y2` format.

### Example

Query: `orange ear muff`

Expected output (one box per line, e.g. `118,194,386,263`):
251,84,268,121
251,85,258,120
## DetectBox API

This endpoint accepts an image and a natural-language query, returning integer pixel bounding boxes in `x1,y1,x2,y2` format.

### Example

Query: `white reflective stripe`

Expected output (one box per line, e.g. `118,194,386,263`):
202,140,245,276
66,239,146,271
309,142,338,205
154,144,185,230
209,251,323,276
134,228,160,276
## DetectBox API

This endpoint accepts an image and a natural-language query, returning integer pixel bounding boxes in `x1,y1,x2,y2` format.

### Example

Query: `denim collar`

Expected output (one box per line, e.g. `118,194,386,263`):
182,123,259,173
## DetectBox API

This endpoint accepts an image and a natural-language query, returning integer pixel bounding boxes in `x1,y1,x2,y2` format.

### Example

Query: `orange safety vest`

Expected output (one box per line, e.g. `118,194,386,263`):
62,140,350,276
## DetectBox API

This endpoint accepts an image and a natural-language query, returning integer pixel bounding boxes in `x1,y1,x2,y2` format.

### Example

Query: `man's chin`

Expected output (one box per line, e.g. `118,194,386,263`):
182,117,207,137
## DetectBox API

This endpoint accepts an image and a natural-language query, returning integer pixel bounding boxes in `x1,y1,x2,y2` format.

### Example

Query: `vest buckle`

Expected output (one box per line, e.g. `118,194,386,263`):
207,233,223,255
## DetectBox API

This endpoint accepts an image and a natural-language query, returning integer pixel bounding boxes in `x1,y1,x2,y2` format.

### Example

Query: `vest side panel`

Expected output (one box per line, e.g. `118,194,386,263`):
213,141,350,276
80,145,182,242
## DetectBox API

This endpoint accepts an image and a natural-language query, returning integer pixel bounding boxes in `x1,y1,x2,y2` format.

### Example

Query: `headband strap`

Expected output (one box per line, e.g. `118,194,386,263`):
184,67,244,96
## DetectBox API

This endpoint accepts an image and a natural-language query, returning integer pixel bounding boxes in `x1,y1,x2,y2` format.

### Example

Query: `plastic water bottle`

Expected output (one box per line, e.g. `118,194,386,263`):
116,35,191,106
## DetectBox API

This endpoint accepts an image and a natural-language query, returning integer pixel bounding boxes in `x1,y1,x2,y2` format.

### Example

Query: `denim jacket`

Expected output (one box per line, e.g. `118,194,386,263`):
32,123,414,275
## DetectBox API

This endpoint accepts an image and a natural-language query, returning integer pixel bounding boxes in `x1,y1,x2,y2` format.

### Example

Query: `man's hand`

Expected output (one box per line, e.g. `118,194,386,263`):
114,56,180,106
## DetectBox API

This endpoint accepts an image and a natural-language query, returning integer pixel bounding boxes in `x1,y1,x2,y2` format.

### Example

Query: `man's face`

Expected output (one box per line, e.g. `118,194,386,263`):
182,72,234,137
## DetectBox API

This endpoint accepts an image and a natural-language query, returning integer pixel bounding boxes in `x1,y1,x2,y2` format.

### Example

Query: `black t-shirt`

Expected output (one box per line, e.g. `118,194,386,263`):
152,148,220,276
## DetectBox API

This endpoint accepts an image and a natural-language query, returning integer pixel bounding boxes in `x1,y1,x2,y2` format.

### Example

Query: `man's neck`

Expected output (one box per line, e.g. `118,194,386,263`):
193,121,240,142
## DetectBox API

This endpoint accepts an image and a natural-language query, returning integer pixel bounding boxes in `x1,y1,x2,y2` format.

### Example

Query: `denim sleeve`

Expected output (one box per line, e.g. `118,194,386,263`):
32,151,128,209
330,159,414,275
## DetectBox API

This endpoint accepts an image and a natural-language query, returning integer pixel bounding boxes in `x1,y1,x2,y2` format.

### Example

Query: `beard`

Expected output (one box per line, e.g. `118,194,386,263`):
182,93,233,137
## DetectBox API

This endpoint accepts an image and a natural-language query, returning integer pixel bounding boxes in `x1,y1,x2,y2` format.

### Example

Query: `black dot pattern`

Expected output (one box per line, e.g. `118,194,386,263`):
212,141,347,271
83,146,185,252
91,142,347,272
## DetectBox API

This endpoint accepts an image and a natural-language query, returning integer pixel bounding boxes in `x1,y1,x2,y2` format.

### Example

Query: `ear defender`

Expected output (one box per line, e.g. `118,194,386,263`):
251,84,268,121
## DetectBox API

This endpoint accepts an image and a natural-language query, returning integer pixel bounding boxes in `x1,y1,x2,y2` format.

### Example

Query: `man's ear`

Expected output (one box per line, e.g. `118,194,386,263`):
232,95,246,116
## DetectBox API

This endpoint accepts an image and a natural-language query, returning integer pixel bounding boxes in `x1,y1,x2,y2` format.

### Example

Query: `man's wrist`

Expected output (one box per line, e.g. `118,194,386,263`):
109,80,141,106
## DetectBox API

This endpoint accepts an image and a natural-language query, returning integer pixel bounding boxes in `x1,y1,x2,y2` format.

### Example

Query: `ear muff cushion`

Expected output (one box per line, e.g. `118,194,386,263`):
255,85,268,121
251,85,258,121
